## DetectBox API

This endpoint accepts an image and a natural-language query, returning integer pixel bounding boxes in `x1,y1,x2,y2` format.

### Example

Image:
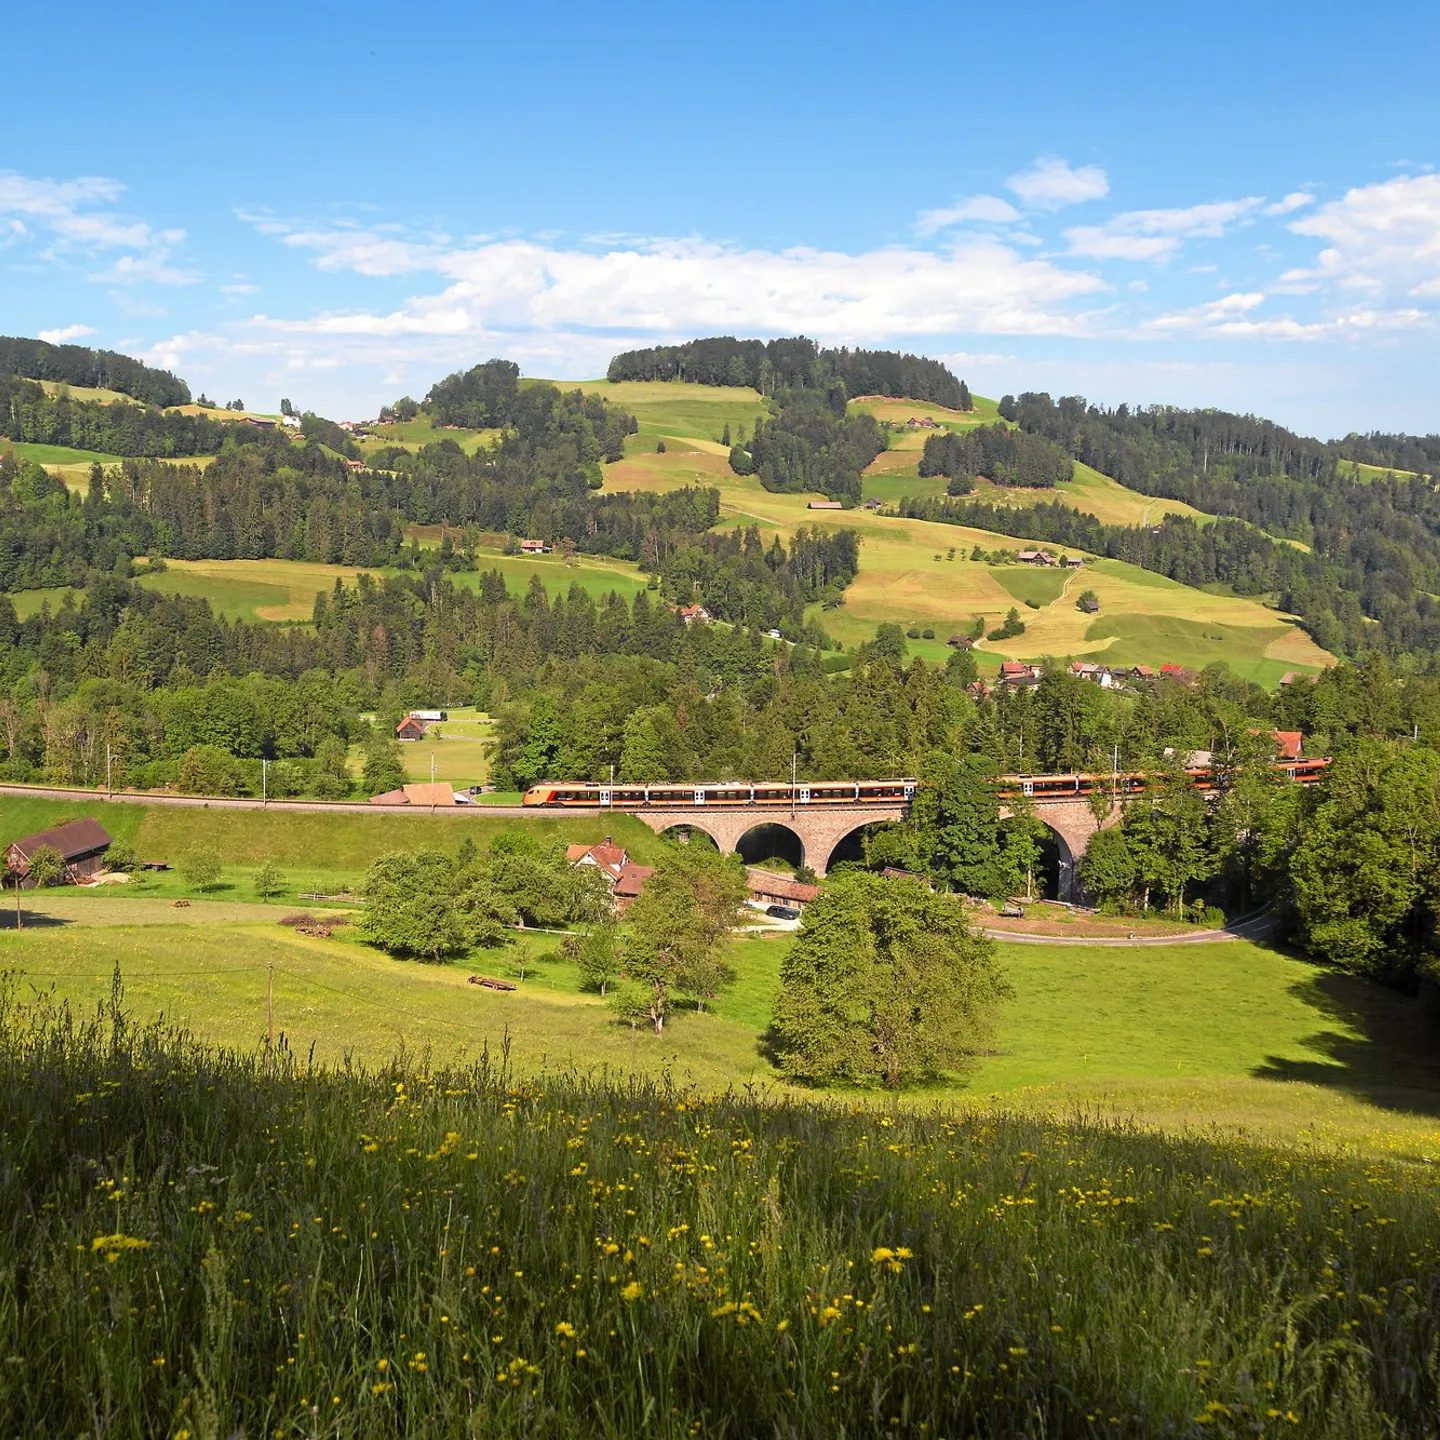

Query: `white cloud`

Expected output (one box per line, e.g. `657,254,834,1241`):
0,168,199,285
1006,157,1109,211
221,282,258,295
1065,198,1264,262
37,323,97,345
1266,191,1315,216
914,195,1021,235
245,225,1110,343
1287,174,1440,299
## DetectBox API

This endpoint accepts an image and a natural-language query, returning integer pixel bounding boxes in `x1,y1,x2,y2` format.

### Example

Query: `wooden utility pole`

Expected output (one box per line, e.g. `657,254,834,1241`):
266,963,274,1061
12,875,20,932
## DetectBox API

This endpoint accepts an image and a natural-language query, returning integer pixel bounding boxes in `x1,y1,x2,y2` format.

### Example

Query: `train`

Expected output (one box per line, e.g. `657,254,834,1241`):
520,759,1328,809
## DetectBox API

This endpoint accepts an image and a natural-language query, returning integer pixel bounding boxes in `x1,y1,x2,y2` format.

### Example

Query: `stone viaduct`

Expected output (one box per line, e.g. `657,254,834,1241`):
626,793,1115,895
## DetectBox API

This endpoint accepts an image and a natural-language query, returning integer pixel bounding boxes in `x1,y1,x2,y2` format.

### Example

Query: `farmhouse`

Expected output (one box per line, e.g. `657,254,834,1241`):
861,498,884,510
677,603,713,626
746,868,819,911
947,634,974,649
241,416,276,429
565,838,630,886
1159,663,1196,686
1016,550,1057,566
519,539,550,554
806,500,844,510
613,862,655,911
395,716,427,741
998,660,1042,687
5,818,113,888
1061,555,1085,568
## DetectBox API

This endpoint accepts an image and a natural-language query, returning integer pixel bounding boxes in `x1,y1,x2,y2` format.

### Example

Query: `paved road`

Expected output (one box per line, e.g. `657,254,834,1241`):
982,910,1278,947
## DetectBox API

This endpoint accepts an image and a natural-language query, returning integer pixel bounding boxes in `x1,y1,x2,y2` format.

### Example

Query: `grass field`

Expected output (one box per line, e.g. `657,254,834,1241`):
8,980,1438,1436
0,797,669,894
3,845,1438,1159
8,585,77,619
388,707,495,787
599,450,1332,680
357,418,500,456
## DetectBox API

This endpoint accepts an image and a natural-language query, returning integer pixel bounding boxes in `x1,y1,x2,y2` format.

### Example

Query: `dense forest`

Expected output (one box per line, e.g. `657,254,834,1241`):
607,336,970,409
729,387,886,504
918,423,1073,490
0,372,243,457
0,335,191,406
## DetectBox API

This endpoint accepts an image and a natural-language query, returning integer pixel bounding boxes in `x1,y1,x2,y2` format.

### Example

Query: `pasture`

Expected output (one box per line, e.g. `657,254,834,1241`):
2,887,1438,1157
358,417,500,455
600,452,1332,680
567,378,768,450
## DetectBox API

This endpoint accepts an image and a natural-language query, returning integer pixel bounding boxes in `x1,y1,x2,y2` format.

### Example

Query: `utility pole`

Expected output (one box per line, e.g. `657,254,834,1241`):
262,757,268,806
791,752,797,820
13,874,20,932
266,963,274,1063
105,744,113,799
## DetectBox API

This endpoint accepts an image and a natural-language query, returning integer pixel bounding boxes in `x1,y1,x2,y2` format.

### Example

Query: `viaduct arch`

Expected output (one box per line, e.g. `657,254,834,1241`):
632,803,910,875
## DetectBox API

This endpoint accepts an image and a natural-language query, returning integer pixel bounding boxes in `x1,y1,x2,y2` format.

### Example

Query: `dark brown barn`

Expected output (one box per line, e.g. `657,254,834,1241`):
5,818,113,888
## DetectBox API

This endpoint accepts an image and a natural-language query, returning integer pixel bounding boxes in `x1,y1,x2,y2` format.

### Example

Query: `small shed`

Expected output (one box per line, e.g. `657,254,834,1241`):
6,817,113,888
746,868,820,911
395,716,427,742
806,500,844,510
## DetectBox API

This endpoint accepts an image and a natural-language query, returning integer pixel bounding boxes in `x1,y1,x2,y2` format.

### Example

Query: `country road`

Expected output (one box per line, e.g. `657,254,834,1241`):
981,910,1278,947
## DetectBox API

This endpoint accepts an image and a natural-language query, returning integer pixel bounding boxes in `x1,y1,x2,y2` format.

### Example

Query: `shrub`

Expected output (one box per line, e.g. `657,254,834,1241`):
104,840,137,873
25,844,65,888
180,847,222,892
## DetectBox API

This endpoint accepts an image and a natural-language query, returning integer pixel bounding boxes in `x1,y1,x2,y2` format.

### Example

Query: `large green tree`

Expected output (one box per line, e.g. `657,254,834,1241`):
618,845,748,1034
1288,741,1440,977
774,872,1009,1088
358,851,473,962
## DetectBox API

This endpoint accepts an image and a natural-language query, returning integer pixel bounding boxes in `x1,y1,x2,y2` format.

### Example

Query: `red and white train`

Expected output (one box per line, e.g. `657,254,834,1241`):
520,759,1327,809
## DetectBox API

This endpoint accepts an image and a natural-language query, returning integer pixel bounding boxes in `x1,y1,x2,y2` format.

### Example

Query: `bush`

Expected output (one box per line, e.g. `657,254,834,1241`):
104,840,137,873
179,847,223,892
25,844,65,888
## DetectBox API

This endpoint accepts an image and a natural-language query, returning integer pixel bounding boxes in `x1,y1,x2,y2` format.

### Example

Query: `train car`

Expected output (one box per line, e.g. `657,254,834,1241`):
521,779,918,808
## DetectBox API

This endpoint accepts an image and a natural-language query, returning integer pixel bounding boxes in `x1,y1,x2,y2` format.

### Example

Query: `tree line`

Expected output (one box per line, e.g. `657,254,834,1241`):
917,423,1073,490
0,334,191,406
729,387,886,504
606,336,970,409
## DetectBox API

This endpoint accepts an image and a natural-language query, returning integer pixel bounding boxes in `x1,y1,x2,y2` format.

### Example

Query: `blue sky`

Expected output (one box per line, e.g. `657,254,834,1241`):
5,0,1440,435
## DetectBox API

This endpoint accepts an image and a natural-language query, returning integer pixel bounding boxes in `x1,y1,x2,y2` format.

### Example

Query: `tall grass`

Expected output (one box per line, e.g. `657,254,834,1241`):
1,971,1436,1437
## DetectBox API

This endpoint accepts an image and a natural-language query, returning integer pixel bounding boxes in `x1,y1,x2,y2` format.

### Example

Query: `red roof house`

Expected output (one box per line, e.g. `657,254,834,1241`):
395,716,427,741
1272,730,1304,761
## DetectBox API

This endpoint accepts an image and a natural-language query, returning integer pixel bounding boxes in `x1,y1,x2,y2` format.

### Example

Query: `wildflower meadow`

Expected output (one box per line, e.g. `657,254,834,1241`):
1,974,1437,1438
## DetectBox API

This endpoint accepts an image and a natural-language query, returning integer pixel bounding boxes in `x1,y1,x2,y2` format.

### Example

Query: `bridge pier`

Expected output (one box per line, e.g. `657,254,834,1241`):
625,803,908,875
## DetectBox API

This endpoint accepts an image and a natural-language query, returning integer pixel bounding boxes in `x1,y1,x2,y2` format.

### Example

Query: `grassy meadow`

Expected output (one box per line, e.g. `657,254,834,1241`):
5,975,1438,1437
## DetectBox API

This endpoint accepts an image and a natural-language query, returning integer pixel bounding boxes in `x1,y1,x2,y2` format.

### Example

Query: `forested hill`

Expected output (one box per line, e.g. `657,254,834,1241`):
0,334,190,407
606,336,970,409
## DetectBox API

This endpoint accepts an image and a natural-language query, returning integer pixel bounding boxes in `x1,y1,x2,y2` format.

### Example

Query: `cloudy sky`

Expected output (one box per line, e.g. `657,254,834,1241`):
5,0,1440,435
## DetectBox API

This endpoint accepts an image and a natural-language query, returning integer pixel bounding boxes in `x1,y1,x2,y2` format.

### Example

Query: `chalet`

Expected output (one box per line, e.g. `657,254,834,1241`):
6,818,113,888
519,539,550,555
1130,665,1156,682
344,459,364,471
677,603,714,626
565,838,630,886
1061,555,1085,568
947,634,974,649
998,660,1042,687
746,868,820,911
861,498,884,510
241,416,276,429
395,715,427,742
806,500,844,510
1271,729,1304,762
1069,661,1117,688
613,862,655,911
1016,550,1057,566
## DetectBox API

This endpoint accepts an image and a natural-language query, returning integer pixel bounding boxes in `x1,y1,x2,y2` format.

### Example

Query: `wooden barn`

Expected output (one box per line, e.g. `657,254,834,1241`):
5,818,113,888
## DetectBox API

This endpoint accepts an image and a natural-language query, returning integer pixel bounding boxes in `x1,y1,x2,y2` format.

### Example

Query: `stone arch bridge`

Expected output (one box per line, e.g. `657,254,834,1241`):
625,792,1112,890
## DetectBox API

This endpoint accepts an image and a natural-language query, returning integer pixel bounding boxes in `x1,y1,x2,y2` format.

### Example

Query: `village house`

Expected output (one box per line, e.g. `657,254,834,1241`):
745,868,820,912
564,838,630,886
1069,661,1118,689
5,818,113,888
519,538,550,555
612,862,655,911
1061,555,1085,568
677,603,713,626
1271,729,1304,761
1016,549,1057,566
947,634,974,649
395,715,427,742
1130,664,1156,682
1159,663,1196,686
861,497,884,510
998,660,1042,687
